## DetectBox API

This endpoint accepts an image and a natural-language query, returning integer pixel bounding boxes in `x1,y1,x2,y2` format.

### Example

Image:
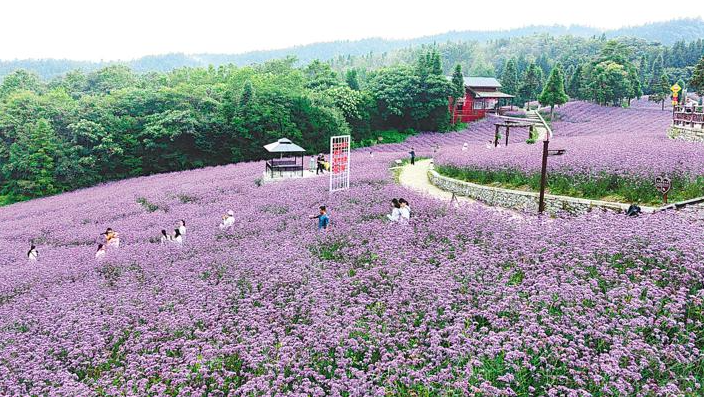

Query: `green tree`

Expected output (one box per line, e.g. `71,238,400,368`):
500,59,519,102
649,73,671,110
2,119,60,199
0,70,44,97
649,53,665,95
676,78,686,104
345,69,360,91
567,64,584,99
538,64,569,119
690,56,704,97
519,62,543,108
451,64,465,99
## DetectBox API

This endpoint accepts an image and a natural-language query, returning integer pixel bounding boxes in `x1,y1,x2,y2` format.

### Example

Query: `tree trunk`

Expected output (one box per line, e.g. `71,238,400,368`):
662,99,665,111
550,105,555,121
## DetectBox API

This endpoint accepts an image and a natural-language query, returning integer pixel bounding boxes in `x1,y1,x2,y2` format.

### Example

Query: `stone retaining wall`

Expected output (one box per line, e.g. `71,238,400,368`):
668,125,704,143
428,169,657,216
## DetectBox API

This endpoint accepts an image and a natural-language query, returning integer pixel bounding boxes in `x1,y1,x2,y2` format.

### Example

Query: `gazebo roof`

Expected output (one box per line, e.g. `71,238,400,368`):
263,138,306,153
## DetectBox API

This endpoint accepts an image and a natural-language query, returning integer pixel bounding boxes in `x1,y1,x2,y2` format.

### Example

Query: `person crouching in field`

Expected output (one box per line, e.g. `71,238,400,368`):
172,228,183,244
27,245,39,261
387,199,401,222
103,228,120,248
311,206,330,230
178,220,186,236
95,244,107,259
160,229,172,244
399,198,411,221
220,210,235,230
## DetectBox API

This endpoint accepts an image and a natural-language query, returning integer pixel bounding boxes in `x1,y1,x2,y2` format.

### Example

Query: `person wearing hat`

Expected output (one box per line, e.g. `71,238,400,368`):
27,245,39,261
220,210,235,230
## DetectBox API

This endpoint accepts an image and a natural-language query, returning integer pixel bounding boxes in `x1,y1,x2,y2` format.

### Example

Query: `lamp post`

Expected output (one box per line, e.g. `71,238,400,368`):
536,111,552,214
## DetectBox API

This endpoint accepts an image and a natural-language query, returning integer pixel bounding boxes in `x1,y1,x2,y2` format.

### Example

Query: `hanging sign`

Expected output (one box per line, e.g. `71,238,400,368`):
329,135,351,192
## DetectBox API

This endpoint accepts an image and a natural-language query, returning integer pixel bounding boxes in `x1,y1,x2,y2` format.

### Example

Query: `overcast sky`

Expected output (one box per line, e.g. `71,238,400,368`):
1,0,701,61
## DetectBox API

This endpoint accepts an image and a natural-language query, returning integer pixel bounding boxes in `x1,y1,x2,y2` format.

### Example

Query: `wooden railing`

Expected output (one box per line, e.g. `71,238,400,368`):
673,105,704,129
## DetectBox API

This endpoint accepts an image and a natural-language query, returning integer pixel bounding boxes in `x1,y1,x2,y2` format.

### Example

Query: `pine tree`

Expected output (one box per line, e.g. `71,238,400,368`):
430,51,443,76
649,73,671,110
638,54,649,92
568,64,584,99
451,64,465,99
649,53,664,95
519,62,542,108
690,56,704,97
538,64,569,120
345,69,360,91
500,59,519,103
2,118,59,199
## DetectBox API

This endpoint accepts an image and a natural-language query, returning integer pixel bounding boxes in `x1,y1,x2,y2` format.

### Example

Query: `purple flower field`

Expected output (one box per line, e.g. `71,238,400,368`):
2,144,704,395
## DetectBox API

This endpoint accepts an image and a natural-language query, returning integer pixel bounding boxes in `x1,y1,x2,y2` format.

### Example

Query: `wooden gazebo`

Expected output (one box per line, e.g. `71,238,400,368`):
263,138,306,178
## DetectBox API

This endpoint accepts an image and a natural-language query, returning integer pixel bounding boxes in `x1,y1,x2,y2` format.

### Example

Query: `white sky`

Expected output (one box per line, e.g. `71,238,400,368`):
0,0,701,61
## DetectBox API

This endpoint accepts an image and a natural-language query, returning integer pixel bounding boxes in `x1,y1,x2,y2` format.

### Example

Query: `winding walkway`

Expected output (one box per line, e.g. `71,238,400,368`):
398,159,471,204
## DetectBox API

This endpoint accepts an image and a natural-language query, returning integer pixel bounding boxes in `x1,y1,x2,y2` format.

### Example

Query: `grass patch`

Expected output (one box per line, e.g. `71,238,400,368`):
435,165,704,205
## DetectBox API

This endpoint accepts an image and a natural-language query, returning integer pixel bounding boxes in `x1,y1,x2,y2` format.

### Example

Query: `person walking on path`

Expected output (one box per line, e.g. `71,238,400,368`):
27,245,39,261
309,156,316,172
409,148,416,165
311,206,330,230
316,154,326,175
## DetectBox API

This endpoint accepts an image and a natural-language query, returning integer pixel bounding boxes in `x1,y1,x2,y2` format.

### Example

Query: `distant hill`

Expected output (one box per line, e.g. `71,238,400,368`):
2,18,703,80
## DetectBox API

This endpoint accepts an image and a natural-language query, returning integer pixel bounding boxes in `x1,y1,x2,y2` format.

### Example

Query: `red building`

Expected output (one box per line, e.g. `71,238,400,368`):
448,77,514,123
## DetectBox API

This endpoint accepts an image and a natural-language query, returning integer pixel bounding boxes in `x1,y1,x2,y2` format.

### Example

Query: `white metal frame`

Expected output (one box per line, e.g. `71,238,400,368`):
329,135,351,192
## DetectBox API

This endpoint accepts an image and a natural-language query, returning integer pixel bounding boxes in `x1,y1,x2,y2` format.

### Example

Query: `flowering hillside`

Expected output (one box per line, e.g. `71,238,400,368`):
1,145,704,395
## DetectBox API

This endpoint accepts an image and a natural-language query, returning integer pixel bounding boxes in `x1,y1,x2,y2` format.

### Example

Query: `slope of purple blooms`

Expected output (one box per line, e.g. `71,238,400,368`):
1,101,704,396
433,100,704,203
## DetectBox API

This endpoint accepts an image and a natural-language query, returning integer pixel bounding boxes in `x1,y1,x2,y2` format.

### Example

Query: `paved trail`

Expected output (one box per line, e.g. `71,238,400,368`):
397,159,472,204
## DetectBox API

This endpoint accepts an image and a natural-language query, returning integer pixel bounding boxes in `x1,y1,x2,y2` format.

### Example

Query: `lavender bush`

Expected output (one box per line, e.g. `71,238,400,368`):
1,147,704,395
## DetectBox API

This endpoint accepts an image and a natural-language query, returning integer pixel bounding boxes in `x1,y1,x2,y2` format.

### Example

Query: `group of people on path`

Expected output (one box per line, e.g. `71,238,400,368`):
309,154,329,175
387,198,411,222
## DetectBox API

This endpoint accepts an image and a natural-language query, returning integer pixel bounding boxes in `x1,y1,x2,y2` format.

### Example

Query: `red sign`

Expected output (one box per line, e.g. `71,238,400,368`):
655,176,671,194
329,135,351,192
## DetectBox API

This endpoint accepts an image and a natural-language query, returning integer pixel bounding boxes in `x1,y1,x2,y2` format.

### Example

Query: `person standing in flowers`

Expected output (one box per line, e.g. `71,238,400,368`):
178,220,186,236
311,206,330,230
387,199,401,222
316,154,326,175
409,147,416,165
27,245,39,261
220,210,235,230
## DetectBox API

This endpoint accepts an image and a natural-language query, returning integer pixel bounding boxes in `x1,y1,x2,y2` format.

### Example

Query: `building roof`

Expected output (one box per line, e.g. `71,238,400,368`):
468,88,515,99
464,77,502,88
263,138,306,153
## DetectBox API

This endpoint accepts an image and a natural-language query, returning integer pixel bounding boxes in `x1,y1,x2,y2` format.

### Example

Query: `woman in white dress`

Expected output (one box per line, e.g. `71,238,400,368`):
399,198,411,222
104,228,120,248
387,199,401,222
220,210,235,230
95,244,107,259
178,220,186,236
160,229,172,244
172,228,183,244
27,245,39,261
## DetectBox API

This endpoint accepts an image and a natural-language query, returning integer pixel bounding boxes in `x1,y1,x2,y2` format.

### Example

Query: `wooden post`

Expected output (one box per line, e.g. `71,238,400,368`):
538,140,550,214
494,124,499,147
505,126,510,146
